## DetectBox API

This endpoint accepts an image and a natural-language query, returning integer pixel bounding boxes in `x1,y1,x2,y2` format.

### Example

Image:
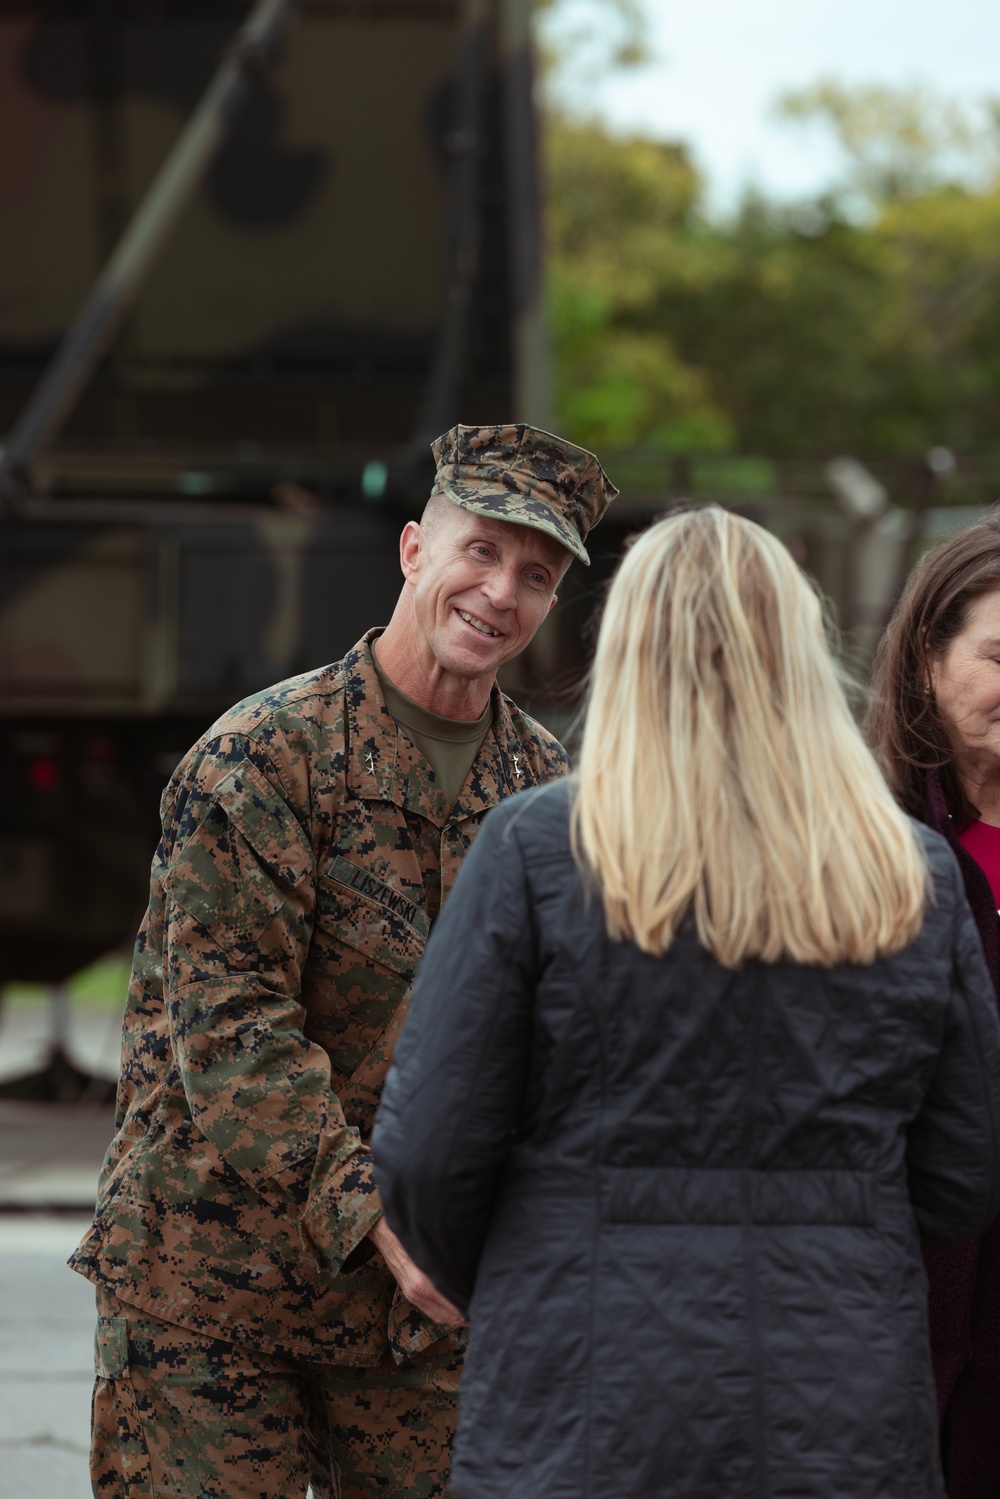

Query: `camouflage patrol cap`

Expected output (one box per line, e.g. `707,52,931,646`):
429,423,618,566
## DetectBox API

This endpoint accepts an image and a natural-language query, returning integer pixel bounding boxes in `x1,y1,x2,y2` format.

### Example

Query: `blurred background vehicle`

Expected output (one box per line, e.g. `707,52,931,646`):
0,0,552,1001
2,0,999,1072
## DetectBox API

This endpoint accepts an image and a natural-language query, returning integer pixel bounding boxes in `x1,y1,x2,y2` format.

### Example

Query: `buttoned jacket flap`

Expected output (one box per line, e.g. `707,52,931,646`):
317,855,428,981
166,759,313,952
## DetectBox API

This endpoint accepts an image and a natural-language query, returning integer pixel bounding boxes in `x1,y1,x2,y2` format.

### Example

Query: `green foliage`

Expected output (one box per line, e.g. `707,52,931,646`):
546,118,734,450
2,950,130,1009
535,0,651,77
544,85,1000,456
776,81,990,206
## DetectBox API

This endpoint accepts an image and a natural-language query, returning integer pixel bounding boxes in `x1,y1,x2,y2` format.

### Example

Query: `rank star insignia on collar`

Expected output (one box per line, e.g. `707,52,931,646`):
365,750,377,775
512,753,523,781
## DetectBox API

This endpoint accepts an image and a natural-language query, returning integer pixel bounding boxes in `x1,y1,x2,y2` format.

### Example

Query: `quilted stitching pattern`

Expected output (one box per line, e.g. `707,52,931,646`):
374,781,1000,1498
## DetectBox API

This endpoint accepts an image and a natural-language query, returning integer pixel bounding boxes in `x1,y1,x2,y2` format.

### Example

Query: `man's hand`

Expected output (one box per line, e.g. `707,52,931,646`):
366,1217,466,1327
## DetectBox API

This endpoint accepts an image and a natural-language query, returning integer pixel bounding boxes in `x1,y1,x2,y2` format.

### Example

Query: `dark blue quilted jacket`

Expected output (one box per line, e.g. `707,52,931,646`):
372,779,1000,1499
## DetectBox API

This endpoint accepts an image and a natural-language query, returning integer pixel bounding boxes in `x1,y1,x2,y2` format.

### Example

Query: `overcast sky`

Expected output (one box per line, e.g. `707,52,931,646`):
544,0,1000,211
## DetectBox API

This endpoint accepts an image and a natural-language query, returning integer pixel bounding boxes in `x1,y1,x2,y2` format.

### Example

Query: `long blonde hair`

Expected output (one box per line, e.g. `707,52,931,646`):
573,507,928,967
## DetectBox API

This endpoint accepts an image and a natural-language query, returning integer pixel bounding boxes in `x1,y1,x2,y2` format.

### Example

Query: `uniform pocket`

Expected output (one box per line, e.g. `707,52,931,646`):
165,759,312,952
309,856,427,1098
93,1316,153,1494
317,866,426,981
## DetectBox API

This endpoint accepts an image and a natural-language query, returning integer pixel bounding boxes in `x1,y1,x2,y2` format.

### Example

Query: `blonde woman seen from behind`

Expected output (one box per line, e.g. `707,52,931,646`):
575,505,925,966
373,508,1000,1499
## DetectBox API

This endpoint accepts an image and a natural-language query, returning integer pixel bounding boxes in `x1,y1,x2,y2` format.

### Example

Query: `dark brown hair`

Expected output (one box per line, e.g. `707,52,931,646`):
867,507,1000,822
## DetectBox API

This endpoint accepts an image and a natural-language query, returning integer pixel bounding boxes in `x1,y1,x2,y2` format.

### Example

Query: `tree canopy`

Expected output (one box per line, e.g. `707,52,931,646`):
543,82,1000,456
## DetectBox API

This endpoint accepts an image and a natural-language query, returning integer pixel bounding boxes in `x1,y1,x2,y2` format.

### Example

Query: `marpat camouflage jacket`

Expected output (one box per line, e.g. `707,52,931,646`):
69,632,569,1365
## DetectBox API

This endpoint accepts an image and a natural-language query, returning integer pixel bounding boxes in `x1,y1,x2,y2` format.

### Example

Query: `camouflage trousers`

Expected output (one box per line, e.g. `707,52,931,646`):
90,1290,462,1499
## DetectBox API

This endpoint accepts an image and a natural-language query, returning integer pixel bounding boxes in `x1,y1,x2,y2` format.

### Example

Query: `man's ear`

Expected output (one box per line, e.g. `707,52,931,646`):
548,594,558,612
399,520,423,581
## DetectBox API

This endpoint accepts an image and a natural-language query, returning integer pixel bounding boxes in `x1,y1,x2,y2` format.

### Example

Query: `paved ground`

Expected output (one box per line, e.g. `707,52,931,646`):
0,1215,99,1499
0,1001,118,1496
0,1001,318,1497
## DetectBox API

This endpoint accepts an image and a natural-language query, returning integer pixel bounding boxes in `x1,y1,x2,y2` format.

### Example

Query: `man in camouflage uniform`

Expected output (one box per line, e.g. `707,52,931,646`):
71,423,617,1499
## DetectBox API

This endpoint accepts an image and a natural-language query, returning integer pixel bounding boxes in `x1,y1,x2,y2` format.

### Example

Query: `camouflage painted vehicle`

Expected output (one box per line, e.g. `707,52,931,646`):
1,4,995,989
0,0,548,984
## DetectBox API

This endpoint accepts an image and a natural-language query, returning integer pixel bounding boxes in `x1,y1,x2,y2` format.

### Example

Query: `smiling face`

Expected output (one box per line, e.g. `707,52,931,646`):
930,587,1000,778
397,500,570,697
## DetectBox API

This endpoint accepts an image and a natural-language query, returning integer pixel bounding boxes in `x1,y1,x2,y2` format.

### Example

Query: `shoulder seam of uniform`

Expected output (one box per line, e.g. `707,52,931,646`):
209,661,350,741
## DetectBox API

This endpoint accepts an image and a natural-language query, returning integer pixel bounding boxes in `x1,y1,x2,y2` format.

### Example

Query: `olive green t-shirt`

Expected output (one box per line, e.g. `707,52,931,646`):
373,655,493,808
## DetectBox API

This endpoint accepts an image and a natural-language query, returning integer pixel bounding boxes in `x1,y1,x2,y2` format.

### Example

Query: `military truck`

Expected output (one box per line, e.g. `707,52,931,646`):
0,0,552,985
2,3,994,998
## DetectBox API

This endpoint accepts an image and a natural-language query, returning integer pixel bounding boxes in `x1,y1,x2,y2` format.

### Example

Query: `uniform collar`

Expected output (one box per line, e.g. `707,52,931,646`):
454,693,534,817
343,631,529,827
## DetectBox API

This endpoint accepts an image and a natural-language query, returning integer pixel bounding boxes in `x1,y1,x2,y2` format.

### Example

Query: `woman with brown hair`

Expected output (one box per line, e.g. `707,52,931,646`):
372,507,1000,1499
868,509,1000,1498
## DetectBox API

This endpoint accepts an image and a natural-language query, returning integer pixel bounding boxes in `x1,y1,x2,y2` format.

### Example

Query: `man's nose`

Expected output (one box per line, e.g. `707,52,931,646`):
481,567,519,610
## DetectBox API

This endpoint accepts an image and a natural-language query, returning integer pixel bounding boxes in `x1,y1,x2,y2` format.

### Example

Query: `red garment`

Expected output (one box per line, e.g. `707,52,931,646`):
925,777,1000,1498
958,820,1000,911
